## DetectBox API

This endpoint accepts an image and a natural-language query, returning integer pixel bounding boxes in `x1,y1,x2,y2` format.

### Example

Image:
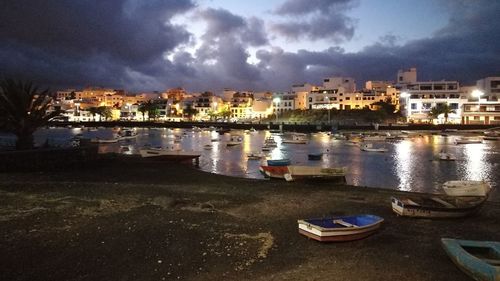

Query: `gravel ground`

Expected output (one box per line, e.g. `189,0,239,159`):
0,156,499,281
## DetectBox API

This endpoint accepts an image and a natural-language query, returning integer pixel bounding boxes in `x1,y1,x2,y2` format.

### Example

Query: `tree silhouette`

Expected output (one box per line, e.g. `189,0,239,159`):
0,79,61,150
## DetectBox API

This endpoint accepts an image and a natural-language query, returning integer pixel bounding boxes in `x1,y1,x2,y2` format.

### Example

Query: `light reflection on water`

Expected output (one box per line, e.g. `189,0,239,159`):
2,127,498,200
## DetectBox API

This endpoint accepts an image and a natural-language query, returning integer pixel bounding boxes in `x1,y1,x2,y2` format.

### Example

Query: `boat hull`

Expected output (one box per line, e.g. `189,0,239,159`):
298,215,383,242
441,238,500,281
391,195,487,218
443,181,491,197
259,165,288,179
284,166,346,182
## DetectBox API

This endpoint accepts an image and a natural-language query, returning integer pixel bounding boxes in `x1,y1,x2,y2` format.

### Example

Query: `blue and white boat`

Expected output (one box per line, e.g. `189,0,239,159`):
298,214,384,242
441,238,500,281
267,159,291,166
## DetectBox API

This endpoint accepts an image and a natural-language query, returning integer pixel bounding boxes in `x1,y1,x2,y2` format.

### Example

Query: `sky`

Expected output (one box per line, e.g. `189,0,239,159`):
0,0,499,93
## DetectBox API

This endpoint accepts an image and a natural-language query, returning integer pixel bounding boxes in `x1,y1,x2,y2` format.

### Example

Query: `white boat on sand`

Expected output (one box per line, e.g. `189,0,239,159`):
442,181,491,197
284,166,346,182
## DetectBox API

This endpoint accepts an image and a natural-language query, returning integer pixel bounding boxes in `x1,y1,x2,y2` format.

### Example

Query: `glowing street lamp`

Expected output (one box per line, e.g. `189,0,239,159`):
400,91,410,122
273,97,281,123
471,89,484,117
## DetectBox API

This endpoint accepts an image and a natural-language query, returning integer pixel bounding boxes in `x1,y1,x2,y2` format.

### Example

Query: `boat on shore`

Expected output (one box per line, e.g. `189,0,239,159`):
360,143,388,152
90,137,119,143
259,165,289,179
442,181,491,197
284,166,346,182
139,147,201,161
441,238,500,281
391,194,487,218
298,214,384,242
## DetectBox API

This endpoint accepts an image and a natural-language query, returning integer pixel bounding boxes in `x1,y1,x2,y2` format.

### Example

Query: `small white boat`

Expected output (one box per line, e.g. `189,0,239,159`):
438,151,456,161
203,144,213,150
282,135,308,144
442,181,491,197
391,195,487,218
455,138,483,144
360,143,388,152
226,135,243,147
363,135,387,141
118,129,138,140
284,166,346,182
139,147,201,161
247,152,264,160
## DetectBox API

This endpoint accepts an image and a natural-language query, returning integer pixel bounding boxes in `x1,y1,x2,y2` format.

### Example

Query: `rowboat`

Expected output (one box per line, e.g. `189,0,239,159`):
360,143,388,152
455,138,483,144
308,153,323,160
442,181,491,197
391,194,487,218
139,148,201,161
259,165,289,179
267,159,291,166
441,238,500,281
284,166,346,182
298,214,384,242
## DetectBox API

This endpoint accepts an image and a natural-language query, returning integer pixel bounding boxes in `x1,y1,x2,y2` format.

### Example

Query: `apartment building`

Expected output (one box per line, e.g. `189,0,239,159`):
462,77,500,124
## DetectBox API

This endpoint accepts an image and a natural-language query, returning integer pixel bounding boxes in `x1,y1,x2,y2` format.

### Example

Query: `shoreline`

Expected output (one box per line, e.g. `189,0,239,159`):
0,158,499,280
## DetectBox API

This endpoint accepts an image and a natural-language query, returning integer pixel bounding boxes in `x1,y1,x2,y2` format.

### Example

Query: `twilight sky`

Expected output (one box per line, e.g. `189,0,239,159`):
0,0,499,92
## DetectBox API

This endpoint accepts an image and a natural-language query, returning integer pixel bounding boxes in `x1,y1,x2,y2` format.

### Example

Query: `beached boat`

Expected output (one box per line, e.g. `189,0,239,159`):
441,238,500,281
455,138,483,144
391,194,487,218
308,153,323,160
298,214,384,242
139,147,201,161
284,166,346,182
259,165,289,179
267,159,291,166
438,151,456,161
360,143,388,152
442,181,491,197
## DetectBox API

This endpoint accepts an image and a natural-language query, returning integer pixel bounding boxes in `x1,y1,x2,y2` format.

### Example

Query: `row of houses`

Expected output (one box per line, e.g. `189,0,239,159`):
53,68,500,124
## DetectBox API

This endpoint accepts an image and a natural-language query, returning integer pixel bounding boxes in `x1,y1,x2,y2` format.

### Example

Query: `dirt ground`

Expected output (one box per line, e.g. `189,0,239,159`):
0,156,499,281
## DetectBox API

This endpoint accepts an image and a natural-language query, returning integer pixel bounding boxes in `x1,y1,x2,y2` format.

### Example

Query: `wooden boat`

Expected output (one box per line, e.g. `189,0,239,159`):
284,166,346,182
360,143,388,152
442,181,491,197
438,152,456,161
298,214,384,242
455,138,483,144
259,165,289,179
267,159,291,166
139,148,201,161
391,194,487,218
441,238,500,281
308,153,323,160
483,131,499,141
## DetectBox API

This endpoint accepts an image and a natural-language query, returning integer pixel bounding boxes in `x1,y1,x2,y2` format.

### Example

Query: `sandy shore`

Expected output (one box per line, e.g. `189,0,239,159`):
0,156,499,281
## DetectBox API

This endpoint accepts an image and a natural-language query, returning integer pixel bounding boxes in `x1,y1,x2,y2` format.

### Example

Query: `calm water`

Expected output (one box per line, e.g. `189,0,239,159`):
1,127,499,200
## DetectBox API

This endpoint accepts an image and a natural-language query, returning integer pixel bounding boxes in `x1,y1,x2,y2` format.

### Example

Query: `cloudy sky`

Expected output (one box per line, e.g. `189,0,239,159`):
0,0,499,92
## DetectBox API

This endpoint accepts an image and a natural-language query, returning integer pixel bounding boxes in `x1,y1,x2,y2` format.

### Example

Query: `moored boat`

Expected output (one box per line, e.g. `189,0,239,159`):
441,238,500,281
391,194,487,218
298,214,384,242
259,165,289,179
139,147,201,161
247,152,264,160
282,135,308,144
203,144,213,150
438,151,456,161
308,153,323,160
284,165,346,182
226,135,243,147
442,181,491,197
90,137,119,143
118,129,138,140
360,143,388,152
455,138,483,144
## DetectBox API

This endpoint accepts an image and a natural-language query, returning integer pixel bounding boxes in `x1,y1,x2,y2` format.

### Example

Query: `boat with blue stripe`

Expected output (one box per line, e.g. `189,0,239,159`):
267,159,291,166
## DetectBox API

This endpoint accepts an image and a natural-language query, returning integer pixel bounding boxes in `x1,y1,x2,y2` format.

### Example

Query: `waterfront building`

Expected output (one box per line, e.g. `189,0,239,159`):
461,77,500,124
251,99,273,119
161,87,187,102
230,92,253,119
193,92,223,120
272,92,295,114
292,83,321,110
398,68,466,123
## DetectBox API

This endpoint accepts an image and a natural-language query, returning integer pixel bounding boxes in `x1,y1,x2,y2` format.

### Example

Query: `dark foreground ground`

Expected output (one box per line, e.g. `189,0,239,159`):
0,157,499,281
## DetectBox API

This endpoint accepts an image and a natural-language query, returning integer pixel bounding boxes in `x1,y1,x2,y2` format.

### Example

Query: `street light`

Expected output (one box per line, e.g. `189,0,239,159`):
400,91,410,122
273,97,281,123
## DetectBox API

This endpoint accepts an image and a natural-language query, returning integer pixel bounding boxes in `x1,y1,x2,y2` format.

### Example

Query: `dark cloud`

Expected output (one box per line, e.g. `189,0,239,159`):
0,0,195,90
271,0,357,42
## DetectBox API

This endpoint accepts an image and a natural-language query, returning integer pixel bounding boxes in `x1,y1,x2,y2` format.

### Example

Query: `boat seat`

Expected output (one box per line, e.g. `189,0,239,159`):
431,197,455,208
333,219,359,228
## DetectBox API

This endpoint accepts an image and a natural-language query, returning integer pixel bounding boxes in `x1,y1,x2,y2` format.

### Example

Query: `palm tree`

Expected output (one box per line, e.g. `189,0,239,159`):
428,104,456,124
0,79,61,150
97,106,112,121
87,106,99,121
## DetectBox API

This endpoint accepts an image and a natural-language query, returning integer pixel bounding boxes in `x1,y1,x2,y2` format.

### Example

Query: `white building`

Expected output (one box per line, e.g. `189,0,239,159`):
461,77,500,125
